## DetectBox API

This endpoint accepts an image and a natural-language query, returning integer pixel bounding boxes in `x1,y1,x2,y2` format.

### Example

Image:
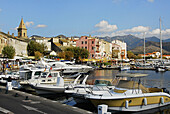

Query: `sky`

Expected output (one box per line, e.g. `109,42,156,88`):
0,0,170,39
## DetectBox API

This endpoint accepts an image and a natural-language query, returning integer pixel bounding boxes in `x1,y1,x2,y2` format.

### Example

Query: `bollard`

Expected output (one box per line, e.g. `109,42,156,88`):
15,93,19,97
98,104,108,114
6,81,13,91
5,89,8,94
25,96,29,100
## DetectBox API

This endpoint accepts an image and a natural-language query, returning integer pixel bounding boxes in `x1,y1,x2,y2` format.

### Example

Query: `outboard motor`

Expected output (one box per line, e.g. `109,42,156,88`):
162,88,170,94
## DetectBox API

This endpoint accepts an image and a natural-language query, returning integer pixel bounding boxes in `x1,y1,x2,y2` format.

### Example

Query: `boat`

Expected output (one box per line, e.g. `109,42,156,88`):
85,73,170,112
29,71,83,95
119,64,130,71
155,17,166,72
65,78,115,104
155,65,166,72
48,61,93,75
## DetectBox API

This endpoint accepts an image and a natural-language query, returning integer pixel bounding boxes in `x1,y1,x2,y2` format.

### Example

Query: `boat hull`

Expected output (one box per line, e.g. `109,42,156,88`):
90,95,170,112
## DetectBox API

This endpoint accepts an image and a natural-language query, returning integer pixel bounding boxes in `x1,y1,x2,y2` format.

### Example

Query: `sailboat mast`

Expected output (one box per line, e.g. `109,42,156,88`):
143,32,146,65
159,17,162,62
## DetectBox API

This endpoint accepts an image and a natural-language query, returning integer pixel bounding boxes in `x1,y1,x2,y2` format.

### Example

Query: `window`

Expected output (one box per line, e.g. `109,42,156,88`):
85,47,87,49
92,54,94,57
92,47,94,50
82,41,84,44
24,33,25,37
85,41,87,44
92,41,94,44
85,37,87,39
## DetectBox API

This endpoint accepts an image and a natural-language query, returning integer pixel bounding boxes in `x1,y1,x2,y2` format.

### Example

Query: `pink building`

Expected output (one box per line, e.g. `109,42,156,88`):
76,36,99,59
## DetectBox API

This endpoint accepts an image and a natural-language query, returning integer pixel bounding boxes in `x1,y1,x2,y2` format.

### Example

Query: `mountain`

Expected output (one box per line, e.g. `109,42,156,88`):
99,35,170,54
145,36,160,42
164,38,170,42
130,41,170,55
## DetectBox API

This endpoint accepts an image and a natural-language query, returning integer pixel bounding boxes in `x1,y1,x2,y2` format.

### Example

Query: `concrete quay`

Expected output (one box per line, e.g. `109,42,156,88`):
0,86,93,114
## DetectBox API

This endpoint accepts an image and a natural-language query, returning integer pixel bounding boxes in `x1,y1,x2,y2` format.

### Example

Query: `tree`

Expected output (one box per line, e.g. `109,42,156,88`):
34,51,42,60
65,51,74,60
64,47,89,60
27,41,47,56
127,51,136,59
2,45,15,59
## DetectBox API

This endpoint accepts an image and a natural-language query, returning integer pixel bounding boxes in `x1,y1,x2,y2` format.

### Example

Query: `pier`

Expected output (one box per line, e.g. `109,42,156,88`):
0,86,93,114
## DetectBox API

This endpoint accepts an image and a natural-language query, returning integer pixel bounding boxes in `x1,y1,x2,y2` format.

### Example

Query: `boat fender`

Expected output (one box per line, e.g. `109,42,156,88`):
143,98,147,106
125,100,128,109
160,97,164,104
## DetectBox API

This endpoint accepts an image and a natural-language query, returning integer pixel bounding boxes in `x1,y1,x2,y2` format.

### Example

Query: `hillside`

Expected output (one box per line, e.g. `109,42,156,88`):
99,35,144,50
130,41,170,55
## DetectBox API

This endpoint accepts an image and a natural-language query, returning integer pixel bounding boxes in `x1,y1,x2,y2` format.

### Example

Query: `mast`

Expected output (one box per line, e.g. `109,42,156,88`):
143,32,146,65
159,17,162,62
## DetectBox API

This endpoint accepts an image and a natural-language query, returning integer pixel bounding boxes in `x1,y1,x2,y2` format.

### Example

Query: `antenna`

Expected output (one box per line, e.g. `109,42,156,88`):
159,17,162,62
143,32,146,65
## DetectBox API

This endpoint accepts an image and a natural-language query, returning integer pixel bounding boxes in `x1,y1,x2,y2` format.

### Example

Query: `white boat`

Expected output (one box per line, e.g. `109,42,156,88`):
30,71,83,95
65,78,115,104
85,73,170,112
155,66,166,72
48,61,93,75
119,65,130,71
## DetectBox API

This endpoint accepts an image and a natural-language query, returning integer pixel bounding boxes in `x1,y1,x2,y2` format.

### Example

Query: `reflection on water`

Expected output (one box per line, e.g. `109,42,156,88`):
88,70,170,91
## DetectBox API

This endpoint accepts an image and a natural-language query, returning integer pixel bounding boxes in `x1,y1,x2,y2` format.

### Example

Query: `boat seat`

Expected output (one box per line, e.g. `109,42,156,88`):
139,84,150,93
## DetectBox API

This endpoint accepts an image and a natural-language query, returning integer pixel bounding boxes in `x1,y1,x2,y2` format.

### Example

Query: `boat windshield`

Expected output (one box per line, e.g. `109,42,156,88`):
34,71,41,79
41,72,48,78
115,78,149,92
94,80,112,86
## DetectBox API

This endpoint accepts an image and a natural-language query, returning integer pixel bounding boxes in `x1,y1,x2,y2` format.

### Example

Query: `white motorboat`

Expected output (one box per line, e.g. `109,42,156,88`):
48,61,93,75
155,66,166,72
30,71,83,95
119,65,130,71
65,78,115,104
85,73,170,112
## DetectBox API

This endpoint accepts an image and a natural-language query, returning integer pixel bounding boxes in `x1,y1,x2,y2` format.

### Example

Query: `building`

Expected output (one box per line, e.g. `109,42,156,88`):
97,39,112,60
30,35,51,52
68,37,79,47
139,52,161,58
76,36,99,59
17,18,27,38
112,40,127,60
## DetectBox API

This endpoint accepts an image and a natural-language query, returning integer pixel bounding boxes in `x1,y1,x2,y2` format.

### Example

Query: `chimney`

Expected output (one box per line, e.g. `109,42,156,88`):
12,33,14,37
8,31,10,35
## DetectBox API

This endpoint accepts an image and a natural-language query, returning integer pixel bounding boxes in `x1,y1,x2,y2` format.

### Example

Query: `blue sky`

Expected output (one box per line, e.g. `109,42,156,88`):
0,0,170,39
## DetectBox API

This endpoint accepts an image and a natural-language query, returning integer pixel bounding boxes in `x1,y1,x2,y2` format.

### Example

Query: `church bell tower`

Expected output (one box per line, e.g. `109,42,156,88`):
17,18,27,38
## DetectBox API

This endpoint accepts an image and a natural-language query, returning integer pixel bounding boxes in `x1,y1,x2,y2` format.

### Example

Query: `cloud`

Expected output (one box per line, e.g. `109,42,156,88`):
0,8,2,12
94,23,170,39
10,27,18,31
147,0,154,3
36,24,47,28
95,20,118,33
123,26,150,33
25,21,34,27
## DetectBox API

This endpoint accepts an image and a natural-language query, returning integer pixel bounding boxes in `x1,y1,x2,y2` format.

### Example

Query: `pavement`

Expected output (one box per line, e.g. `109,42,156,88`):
0,86,93,114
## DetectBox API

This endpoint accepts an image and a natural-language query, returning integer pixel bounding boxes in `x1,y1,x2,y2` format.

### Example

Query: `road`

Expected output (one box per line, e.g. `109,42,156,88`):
0,86,93,114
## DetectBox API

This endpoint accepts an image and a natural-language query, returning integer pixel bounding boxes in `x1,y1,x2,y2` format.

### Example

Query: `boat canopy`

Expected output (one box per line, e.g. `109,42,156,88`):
116,73,148,78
